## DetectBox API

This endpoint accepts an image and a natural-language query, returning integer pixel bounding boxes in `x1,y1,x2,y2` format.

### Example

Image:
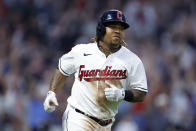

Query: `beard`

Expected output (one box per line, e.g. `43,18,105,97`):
100,37,122,53
108,42,121,51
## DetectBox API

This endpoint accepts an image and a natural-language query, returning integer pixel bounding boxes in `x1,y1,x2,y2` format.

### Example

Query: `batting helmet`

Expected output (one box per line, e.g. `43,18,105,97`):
96,9,129,41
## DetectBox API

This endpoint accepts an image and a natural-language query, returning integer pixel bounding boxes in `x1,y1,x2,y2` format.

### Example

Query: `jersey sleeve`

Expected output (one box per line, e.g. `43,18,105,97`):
58,46,78,76
128,59,148,92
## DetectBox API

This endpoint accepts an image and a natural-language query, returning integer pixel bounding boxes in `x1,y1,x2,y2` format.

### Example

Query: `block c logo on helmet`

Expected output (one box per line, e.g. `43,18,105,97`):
117,11,122,20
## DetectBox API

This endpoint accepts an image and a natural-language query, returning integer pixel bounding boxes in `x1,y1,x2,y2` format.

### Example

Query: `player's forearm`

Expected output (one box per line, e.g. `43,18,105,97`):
49,69,67,93
124,89,146,102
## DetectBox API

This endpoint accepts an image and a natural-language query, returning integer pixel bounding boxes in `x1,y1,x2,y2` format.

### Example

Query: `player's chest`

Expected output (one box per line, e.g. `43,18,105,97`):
76,53,126,70
75,53,128,82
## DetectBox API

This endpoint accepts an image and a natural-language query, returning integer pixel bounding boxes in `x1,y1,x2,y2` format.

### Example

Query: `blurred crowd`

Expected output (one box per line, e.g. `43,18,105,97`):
0,0,196,131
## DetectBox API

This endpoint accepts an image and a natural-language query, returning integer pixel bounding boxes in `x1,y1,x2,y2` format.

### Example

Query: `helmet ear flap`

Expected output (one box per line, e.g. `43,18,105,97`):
96,21,106,41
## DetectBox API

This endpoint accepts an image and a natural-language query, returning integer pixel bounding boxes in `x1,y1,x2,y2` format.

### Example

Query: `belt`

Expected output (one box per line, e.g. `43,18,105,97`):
75,108,112,126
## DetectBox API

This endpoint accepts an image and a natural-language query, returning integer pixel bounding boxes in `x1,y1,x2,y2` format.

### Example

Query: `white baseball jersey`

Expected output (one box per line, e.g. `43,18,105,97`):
58,42,147,119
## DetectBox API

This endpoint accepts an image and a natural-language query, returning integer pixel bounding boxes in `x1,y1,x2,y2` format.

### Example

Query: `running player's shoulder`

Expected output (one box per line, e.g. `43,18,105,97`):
72,42,96,51
121,46,142,63
68,42,96,56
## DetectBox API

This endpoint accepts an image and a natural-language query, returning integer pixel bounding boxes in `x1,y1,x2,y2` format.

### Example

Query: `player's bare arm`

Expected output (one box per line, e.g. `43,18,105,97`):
43,69,67,112
50,69,67,93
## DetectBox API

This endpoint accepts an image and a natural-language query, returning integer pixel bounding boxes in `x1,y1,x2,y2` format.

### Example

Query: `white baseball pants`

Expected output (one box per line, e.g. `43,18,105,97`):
62,104,113,131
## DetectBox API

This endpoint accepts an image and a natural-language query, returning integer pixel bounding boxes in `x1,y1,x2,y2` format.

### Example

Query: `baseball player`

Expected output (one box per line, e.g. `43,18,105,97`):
43,9,147,131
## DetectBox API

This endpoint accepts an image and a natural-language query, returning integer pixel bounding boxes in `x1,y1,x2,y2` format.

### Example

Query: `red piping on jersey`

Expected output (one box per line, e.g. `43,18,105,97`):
78,65,127,81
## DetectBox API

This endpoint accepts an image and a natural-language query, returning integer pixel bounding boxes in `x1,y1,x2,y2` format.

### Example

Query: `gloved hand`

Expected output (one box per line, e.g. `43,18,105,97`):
43,91,59,112
104,84,125,102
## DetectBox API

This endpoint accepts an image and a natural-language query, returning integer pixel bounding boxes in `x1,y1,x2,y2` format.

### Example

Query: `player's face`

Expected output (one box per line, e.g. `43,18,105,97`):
103,23,125,48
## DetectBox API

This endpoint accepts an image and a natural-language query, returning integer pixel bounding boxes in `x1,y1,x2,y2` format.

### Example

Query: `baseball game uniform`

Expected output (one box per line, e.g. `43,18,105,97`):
58,42,148,130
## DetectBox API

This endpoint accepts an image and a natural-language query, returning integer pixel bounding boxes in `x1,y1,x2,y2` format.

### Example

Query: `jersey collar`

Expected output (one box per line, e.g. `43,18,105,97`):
96,42,123,57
